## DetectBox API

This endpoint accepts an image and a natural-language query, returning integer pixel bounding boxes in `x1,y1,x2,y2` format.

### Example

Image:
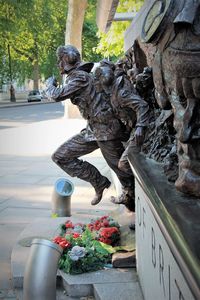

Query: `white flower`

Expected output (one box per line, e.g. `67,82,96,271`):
73,226,83,234
69,246,86,261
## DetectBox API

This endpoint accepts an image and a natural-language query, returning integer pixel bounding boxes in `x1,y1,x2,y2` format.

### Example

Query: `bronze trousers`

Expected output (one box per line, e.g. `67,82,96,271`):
52,130,135,201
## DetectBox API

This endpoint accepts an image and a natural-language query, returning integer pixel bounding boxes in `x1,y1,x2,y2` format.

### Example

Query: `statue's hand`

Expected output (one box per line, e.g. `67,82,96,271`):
45,76,58,87
135,126,145,146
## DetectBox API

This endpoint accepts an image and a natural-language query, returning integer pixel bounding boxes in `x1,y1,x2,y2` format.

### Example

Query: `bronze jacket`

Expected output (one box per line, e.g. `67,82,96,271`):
45,65,125,141
111,75,149,131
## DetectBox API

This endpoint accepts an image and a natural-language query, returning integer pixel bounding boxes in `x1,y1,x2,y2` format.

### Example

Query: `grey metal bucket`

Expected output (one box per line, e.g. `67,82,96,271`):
52,177,74,217
23,239,63,300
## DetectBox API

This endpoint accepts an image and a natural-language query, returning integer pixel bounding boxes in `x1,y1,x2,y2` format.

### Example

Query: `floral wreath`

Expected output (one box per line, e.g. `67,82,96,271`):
52,215,121,274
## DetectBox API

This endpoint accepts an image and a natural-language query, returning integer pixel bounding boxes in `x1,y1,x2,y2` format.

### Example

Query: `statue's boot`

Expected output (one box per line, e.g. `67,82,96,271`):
110,186,135,212
175,169,200,198
73,160,111,205
53,157,111,205
111,191,136,228
91,177,111,205
110,191,128,205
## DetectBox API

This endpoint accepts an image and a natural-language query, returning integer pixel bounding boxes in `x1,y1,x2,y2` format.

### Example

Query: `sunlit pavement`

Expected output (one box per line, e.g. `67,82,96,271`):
0,115,120,298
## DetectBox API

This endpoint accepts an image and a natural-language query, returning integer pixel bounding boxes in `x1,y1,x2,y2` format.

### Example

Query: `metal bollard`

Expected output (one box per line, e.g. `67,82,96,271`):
51,177,74,217
23,239,63,300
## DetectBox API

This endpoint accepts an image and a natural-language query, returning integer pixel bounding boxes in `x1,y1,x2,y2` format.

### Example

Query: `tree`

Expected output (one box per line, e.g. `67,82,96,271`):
0,0,34,99
65,0,88,54
95,0,144,60
10,0,67,89
0,0,67,91
0,0,103,95
64,0,103,117
82,0,103,62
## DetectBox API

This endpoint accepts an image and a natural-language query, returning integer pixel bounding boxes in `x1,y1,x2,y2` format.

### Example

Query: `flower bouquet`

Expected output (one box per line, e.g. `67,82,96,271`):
52,216,120,274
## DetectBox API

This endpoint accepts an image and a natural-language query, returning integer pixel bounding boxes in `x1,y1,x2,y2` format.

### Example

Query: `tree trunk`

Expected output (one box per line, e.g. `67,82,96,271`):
65,0,88,55
33,60,39,90
64,0,88,117
10,84,16,102
7,44,16,102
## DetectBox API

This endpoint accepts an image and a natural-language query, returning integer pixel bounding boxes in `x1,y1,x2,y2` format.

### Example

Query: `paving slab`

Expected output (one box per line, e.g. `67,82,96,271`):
0,223,25,292
14,287,94,300
0,183,54,204
0,115,138,299
10,206,138,298
0,207,51,225
60,268,138,298
93,282,144,300
0,174,46,185
11,211,116,289
11,217,67,288
0,289,17,299
0,198,50,210
0,198,9,205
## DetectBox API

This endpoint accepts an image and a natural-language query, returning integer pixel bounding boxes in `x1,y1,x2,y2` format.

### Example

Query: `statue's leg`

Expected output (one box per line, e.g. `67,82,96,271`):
173,77,200,197
97,139,135,211
175,141,200,197
118,138,141,173
52,131,111,204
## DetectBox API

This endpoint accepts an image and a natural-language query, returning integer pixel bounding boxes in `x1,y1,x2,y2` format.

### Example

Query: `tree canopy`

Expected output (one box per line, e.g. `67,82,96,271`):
95,0,144,60
0,0,144,89
0,0,101,89
82,0,102,62
0,0,67,88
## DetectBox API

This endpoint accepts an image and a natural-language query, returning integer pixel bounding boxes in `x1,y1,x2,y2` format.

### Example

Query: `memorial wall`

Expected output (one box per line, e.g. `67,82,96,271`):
125,1,200,299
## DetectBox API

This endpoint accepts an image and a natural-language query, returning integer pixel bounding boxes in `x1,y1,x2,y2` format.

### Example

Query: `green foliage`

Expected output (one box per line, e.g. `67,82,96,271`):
0,0,145,86
55,216,121,275
0,0,66,85
82,0,103,62
60,251,107,275
0,0,103,86
58,228,111,275
95,0,144,59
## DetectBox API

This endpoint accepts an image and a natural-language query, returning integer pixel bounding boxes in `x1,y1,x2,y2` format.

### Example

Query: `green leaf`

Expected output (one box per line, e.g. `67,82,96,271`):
95,0,144,58
51,213,58,218
114,245,135,252
98,241,116,254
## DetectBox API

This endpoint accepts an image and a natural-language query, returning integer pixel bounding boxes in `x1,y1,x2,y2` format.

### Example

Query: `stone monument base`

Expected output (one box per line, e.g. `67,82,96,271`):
128,152,200,300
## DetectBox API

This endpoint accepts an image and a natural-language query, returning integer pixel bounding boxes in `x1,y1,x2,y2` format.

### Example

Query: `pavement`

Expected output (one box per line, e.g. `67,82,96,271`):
0,100,142,299
0,99,54,109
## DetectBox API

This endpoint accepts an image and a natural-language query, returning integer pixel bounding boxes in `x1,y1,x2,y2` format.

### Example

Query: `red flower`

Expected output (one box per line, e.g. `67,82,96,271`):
53,236,63,243
52,236,71,249
73,233,81,238
88,224,94,231
65,220,74,229
99,237,112,244
100,227,119,237
100,216,109,220
88,217,111,232
102,220,109,227
98,227,120,245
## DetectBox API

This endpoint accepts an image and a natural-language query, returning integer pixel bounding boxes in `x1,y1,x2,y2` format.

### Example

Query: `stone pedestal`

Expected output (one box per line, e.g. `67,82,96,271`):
128,152,200,300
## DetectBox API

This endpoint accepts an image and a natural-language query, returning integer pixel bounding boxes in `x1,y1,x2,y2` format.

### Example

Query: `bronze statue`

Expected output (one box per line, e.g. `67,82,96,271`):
94,60,149,207
45,45,149,210
141,0,200,197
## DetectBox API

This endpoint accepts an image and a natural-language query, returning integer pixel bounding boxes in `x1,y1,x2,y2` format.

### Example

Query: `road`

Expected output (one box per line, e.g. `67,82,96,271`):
0,102,64,130
0,102,86,156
